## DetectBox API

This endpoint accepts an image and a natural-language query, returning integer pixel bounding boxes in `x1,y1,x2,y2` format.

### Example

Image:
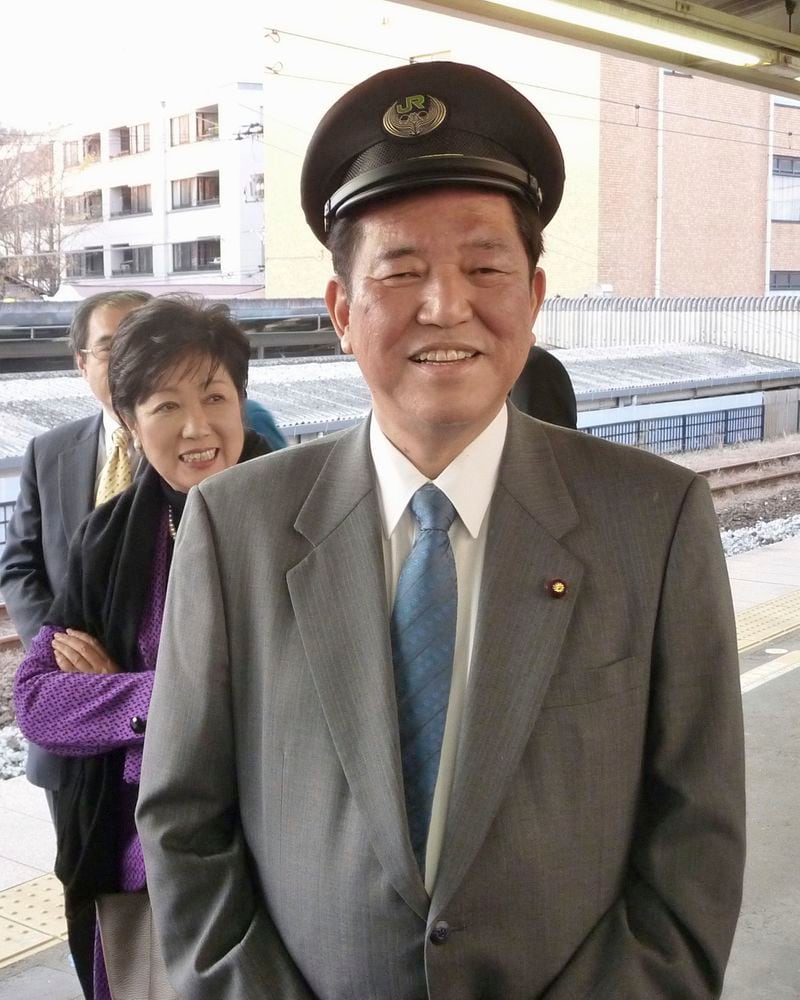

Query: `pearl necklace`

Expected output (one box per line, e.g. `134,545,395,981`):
168,505,177,540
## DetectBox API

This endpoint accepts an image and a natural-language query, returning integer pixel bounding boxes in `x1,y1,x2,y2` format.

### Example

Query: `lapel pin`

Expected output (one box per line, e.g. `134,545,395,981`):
548,579,568,599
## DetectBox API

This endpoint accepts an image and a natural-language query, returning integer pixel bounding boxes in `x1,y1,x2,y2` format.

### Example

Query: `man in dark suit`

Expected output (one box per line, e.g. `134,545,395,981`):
138,63,744,999
510,344,577,429
1,290,150,811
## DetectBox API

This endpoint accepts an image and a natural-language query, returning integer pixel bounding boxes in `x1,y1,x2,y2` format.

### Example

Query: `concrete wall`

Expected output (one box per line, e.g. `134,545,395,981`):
764,386,800,438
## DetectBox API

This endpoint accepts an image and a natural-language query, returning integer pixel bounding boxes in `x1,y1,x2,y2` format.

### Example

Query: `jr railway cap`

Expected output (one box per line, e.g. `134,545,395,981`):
301,61,566,245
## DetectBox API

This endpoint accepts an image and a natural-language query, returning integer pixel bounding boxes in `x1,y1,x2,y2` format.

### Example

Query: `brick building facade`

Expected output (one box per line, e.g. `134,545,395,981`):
599,54,800,297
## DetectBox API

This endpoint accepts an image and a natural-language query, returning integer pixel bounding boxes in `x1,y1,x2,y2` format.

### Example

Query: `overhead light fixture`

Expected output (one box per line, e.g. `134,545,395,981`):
481,0,763,66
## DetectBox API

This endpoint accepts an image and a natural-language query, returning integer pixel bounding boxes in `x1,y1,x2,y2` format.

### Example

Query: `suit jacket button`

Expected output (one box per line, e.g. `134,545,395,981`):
130,716,146,735
429,921,449,944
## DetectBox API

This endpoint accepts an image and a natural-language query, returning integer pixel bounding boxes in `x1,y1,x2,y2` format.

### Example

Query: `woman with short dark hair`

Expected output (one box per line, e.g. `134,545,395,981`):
14,296,272,1000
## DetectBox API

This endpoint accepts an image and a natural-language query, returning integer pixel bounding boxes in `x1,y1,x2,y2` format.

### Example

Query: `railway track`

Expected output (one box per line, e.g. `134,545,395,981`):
0,603,21,651
698,451,800,497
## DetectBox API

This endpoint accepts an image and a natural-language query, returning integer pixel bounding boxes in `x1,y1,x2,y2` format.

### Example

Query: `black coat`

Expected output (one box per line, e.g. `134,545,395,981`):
509,345,577,430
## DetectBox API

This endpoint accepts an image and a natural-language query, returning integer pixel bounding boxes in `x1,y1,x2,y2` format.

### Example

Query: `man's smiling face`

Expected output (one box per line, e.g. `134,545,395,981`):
326,187,545,463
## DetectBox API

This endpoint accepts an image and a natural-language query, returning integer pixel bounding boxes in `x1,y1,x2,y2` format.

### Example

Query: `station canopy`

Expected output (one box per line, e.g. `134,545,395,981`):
394,0,800,100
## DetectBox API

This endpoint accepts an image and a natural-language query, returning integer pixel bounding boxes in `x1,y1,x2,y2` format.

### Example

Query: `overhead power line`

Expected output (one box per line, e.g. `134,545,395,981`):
265,25,799,143
266,27,407,62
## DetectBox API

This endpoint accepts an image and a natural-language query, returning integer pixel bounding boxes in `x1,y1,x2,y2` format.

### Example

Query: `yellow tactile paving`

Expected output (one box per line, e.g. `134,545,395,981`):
736,588,800,652
0,873,67,939
0,874,67,968
0,918,53,968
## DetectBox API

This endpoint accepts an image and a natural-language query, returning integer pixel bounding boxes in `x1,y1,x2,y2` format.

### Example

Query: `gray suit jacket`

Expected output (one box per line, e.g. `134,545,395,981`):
1,413,100,788
137,406,745,1000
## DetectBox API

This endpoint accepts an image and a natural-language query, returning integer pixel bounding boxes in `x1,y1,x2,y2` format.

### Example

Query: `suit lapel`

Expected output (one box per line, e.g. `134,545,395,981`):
287,421,429,919
59,414,100,539
432,409,584,913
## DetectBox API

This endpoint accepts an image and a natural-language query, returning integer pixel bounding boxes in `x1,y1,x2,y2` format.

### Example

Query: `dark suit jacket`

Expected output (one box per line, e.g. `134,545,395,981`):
510,345,577,429
1,413,100,788
137,406,745,999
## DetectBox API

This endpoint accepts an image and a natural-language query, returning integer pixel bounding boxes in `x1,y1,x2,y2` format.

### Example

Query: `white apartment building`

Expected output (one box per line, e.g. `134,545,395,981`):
56,81,265,298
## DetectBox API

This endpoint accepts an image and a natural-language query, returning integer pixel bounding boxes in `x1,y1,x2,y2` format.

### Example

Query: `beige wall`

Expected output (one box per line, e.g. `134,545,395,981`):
770,222,800,271
599,57,659,296
263,0,602,300
600,56,770,297
660,73,768,296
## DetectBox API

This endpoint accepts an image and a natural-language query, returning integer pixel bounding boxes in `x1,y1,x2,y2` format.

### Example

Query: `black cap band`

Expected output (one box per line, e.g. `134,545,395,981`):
324,155,542,232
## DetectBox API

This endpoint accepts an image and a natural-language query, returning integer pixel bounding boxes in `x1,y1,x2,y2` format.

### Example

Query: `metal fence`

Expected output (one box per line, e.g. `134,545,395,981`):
537,295,800,363
585,405,764,454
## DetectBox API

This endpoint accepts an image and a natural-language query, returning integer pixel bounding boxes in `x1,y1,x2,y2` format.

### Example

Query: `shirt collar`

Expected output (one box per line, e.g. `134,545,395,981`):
101,409,125,446
369,405,508,540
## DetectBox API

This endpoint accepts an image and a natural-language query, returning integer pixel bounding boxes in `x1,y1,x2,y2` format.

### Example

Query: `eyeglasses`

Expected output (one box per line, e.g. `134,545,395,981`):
78,344,112,361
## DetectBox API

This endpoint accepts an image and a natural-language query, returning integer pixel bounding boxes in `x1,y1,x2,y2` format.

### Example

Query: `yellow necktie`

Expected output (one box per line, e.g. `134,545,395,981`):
96,427,133,506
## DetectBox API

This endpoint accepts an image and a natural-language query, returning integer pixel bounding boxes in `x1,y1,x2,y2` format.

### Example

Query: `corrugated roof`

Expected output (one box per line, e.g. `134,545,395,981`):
248,356,371,432
1,344,799,464
554,343,800,398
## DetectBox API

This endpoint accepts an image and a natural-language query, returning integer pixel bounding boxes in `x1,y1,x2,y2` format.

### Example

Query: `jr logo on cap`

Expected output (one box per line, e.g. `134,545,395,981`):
382,94,447,138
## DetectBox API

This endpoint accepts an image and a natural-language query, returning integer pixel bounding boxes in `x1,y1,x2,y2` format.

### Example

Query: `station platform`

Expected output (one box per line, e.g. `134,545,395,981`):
2,534,800,998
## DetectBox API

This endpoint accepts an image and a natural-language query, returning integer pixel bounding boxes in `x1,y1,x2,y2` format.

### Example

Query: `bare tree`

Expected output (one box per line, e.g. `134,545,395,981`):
0,128,63,296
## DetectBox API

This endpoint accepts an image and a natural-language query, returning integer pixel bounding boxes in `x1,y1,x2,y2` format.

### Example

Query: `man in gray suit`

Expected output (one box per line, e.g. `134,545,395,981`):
1,290,150,808
138,63,745,999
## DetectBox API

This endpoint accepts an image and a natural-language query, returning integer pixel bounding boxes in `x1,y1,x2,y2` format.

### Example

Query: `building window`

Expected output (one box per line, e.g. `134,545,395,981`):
770,270,800,290
197,172,219,204
172,238,221,272
110,184,151,217
110,122,150,157
196,105,219,140
111,244,153,275
82,133,101,162
64,195,81,220
170,114,190,146
172,177,193,209
65,246,104,278
64,140,80,168
773,156,800,175
132,123,150,153
772,155,800,221
85,190,103,219
171,171,219,209
110,126,130,157
64,190,102,221
247,173,264,202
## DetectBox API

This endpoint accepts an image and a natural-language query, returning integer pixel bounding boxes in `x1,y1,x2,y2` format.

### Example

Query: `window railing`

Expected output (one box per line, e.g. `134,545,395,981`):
111,263,153,275
110,208,152,218
0,500,16,547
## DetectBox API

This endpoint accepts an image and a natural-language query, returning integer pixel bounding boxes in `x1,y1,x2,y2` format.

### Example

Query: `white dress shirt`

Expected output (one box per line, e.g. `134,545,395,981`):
370,405,508,892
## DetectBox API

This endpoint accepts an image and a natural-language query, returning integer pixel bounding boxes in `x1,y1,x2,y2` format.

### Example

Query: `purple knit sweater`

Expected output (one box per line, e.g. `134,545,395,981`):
13,517,171,1000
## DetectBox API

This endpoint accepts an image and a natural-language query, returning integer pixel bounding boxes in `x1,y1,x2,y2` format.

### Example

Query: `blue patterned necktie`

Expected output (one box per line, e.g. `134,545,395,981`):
391,483,458,872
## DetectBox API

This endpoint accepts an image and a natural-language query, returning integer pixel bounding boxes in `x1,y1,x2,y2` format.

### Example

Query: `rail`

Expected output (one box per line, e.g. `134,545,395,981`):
698,452,800,496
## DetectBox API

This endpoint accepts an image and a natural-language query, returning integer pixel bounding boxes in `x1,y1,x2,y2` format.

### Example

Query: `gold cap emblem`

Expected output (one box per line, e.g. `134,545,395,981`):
382,93,447,138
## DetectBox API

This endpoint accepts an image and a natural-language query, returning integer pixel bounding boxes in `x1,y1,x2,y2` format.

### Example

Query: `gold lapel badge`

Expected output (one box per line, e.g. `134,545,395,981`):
548,579,568,599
